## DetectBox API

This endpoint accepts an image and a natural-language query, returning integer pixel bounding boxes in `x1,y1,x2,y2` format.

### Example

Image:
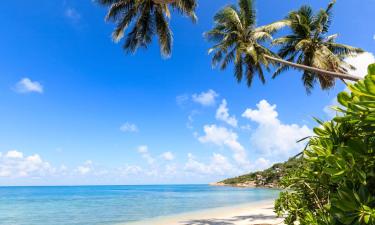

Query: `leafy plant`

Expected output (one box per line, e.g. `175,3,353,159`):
275,64,375,225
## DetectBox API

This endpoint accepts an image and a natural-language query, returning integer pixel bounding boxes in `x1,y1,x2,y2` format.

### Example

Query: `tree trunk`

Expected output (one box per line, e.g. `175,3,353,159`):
152,0,176,3
264,55,362,82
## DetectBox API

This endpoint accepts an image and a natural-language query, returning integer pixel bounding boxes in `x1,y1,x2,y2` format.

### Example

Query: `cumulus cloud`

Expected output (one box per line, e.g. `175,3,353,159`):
216,99,238,127
120,122,139,133
161,152,175,161
118,165,143,176
198,125,249,167
184,153,237,175
242,100,312,158
253,157,271,171
137,145,155,165
76,160,93,175
0,150,54,177
192,89,218,106
14,78,43,94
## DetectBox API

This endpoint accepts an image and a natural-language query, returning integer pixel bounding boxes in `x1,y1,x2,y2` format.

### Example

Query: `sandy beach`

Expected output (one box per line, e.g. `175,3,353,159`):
123,200,284,225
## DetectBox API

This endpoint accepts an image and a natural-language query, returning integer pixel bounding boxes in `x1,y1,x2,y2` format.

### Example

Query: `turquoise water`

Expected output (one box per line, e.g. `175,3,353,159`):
0,185,279,225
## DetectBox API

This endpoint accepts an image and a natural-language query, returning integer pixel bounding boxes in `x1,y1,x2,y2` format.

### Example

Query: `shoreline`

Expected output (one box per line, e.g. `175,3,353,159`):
121,199,284,225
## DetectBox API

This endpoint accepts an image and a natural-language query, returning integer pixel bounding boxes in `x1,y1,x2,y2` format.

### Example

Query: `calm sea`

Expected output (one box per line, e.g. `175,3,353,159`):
0,185,279,225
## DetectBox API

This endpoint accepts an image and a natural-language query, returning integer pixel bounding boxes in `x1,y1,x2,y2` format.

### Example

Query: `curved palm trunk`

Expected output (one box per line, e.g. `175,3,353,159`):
152,0,176,3
264,55,361,82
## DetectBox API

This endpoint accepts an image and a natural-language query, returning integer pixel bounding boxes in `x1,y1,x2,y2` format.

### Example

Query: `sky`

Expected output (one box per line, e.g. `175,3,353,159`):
0,0,374,186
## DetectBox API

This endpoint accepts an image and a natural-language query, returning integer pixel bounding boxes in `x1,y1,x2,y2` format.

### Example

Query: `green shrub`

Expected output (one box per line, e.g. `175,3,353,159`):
275,64,375,225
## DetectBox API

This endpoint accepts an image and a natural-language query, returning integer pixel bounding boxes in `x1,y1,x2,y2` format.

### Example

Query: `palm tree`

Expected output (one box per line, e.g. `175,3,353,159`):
205,0,289,86
206,0,362,89
98,0,197,57
272,0,364,92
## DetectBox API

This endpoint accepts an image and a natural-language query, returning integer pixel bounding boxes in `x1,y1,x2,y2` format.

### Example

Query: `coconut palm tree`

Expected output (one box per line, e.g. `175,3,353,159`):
98,0,197,57
272,0,364,92
206,0,362,89
205,0,289,86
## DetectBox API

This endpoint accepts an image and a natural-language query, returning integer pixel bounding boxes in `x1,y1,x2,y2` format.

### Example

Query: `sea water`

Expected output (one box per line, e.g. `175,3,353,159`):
0,185,279,225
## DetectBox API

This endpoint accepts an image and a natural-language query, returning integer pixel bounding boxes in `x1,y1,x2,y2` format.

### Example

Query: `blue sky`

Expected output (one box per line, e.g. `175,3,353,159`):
0,0,374,185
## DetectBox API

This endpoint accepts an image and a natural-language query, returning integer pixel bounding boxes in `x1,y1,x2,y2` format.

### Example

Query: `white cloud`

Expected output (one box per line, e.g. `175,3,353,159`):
345,52,375,78
192,89,218,106
253,157,271,171
161,152,175,161
184,153,237,175
137,145,155,165
76,160,93,175
65,8,81,21
14,78,43,94
120,122,139,133
242,100,312,158
216,99,238,127
5,150,24,159
198,124,249,167
0,150,54,177
186,110,199,129
119,165,143,176
164,164,177,176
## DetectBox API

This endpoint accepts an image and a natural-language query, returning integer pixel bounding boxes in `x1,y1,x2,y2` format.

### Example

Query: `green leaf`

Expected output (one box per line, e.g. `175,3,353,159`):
338,92,351,107
368,64,375,75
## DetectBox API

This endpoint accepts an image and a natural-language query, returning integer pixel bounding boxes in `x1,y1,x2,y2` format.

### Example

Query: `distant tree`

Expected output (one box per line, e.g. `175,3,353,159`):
98,0,197,57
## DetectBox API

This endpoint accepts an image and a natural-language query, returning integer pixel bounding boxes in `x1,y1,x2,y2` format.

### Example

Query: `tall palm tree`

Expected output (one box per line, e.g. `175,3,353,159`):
206,0,362,89
205,0,288,86
98,0,197,57
272,1,364,92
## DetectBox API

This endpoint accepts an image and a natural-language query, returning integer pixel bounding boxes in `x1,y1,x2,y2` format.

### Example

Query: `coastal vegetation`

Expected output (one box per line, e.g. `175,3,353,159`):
217,157,302,188
275,65,375,225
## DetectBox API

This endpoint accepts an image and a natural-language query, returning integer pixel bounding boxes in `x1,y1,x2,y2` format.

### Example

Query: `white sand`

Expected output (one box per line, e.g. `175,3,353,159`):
122,200,284,225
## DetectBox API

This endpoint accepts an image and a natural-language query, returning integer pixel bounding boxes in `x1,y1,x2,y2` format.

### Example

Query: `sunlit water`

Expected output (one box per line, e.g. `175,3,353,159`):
0,185,279,225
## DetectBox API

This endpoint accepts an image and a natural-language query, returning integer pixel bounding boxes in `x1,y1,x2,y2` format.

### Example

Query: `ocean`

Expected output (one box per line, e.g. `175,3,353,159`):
0,185,279,225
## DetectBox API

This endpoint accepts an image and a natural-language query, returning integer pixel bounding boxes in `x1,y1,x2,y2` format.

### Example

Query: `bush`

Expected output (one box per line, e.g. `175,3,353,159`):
275,64,375,225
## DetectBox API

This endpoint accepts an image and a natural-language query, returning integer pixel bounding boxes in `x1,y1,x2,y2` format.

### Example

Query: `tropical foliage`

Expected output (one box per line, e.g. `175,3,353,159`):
275,64,375,225
98,0,197,57
205,0,363,89
205,0,289,86
272,1,363,92
220,157,302,187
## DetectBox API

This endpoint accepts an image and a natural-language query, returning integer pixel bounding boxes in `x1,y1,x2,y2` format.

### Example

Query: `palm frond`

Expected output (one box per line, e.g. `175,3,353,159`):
155,6,173,57
171,0,198,22
238,0,255,27
256,20,290,35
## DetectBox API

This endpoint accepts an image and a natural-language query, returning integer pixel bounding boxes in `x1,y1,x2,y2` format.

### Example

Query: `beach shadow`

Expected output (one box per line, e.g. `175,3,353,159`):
180,213,280,225
233,214,278,221
180,219,234,225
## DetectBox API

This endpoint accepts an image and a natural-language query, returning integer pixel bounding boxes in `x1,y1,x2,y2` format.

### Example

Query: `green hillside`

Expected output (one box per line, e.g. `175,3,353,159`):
220,157,302,187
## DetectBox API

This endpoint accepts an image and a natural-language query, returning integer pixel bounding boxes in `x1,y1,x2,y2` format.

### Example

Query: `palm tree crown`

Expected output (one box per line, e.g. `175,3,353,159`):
273,1,363,92
205,0,288,86
98,0,197,57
